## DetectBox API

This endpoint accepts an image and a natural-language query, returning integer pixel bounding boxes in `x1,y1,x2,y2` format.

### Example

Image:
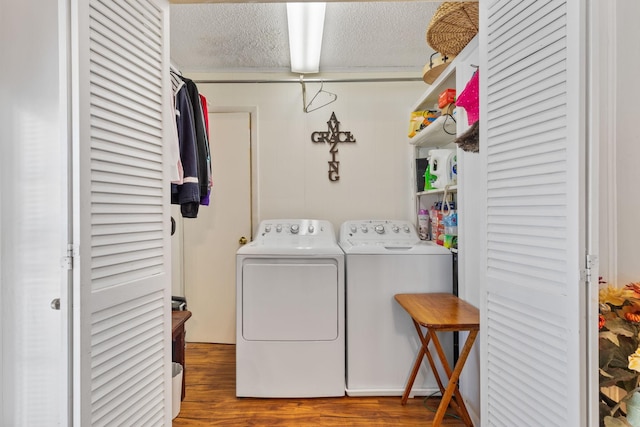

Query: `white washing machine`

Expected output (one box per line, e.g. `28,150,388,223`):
236,219,345,397
339,219,452,397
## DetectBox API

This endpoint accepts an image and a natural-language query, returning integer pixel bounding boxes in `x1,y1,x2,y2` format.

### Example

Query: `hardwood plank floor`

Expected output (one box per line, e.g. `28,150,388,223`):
173,343,467,426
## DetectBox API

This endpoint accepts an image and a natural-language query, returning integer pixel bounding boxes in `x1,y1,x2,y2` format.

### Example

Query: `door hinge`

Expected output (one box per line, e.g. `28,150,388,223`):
582,254,598,283
61,243,74,270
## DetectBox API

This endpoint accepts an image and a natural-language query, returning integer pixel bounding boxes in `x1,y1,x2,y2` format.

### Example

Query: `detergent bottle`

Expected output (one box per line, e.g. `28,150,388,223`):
428,149,456,188
423,162,435,191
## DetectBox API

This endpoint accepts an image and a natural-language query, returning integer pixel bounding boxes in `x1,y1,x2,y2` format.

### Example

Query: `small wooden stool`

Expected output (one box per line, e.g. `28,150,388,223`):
394,293,479,427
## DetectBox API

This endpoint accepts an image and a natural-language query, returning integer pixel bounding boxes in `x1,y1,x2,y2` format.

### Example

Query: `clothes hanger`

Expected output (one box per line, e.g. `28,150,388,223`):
301,77,338,113
305,81,337,113
170,69,185,80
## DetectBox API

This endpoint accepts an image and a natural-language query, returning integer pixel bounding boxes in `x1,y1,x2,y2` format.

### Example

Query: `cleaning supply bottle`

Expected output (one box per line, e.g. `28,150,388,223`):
429,204,439,242
418,209,429,240
443,211,458,249
432,202,444,245
428,149,456,188
443,211,458,236
423,161,435,191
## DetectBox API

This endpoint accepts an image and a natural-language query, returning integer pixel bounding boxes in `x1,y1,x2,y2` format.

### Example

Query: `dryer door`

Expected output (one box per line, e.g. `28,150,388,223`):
242,259,339,341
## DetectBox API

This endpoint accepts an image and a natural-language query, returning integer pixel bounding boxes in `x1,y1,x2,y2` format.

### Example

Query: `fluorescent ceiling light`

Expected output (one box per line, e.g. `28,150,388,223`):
286,2,326,74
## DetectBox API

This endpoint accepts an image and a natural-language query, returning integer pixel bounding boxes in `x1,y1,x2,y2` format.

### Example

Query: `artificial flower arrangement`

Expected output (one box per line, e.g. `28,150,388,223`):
599,281,640,426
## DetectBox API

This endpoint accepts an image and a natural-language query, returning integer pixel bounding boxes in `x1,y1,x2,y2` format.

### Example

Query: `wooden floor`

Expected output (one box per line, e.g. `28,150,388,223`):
173,343,467,426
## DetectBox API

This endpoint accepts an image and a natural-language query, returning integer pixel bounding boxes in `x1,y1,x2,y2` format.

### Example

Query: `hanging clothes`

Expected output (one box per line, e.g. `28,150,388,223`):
168,70,184,184
199,93,213,206
172,80,200,218
169,96,184,185
183,77,212,206
455,69,479,125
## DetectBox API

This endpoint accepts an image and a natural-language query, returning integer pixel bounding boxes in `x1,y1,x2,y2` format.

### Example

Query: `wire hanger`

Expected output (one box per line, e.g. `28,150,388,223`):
300,76,338,113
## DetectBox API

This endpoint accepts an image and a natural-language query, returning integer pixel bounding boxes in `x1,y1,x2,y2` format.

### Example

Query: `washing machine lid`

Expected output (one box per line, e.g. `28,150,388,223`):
339,220,451,255
237,219,343,256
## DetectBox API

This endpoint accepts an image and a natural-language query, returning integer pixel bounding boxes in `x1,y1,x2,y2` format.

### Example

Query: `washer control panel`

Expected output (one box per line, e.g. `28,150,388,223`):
340,220,418,247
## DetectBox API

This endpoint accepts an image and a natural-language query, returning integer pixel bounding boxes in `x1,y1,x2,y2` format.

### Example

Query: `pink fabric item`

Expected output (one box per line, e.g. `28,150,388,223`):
455,70,479,125
199,94,210,137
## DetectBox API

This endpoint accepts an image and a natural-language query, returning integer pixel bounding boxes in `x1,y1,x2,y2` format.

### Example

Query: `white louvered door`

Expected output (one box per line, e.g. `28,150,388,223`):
71,0,172,425
480,1,588,425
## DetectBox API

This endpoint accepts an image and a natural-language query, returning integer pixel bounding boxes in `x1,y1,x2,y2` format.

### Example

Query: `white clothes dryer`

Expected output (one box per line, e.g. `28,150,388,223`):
339,219,452,397
236,219,345,397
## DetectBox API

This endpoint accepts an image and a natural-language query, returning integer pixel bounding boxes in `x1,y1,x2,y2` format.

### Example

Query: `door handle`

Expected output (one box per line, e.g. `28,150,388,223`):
239,236,248,245
50,298,61,310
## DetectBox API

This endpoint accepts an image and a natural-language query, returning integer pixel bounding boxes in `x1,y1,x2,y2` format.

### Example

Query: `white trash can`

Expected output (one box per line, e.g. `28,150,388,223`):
172,362,183,420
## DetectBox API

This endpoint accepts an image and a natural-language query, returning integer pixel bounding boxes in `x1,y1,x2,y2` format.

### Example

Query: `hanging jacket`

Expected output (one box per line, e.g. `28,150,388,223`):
171,81,200,218
183,78,211,204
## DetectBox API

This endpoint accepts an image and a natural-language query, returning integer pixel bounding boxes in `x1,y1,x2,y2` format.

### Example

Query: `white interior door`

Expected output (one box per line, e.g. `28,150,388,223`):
480,1,588,425
183,112,252,344
71,0,172,425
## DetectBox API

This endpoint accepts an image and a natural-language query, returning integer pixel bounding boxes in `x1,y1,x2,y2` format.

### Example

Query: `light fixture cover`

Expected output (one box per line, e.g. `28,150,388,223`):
286,3,326,74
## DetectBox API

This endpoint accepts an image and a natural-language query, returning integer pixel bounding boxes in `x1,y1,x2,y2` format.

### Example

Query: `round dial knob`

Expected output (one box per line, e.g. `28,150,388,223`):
392,225,400,233
290,224,299,234
264,225,271,233
361,226,368,233
276,224,282,233
374,225,385,234
308,225,315,233
350,225,357,233
403,225,410,233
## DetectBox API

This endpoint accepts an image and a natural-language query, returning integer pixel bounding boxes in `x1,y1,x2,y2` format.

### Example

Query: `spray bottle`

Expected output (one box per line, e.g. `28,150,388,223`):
423,157,435,191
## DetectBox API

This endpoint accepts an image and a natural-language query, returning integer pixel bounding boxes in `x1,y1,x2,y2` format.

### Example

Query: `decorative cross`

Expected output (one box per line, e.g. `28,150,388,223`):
311,112,356,181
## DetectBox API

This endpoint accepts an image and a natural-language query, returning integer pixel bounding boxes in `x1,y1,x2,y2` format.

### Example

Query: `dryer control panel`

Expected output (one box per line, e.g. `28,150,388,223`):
254,219,337,247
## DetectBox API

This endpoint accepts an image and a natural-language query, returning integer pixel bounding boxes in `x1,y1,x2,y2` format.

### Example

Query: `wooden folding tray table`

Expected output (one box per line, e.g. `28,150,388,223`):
394,293,479,427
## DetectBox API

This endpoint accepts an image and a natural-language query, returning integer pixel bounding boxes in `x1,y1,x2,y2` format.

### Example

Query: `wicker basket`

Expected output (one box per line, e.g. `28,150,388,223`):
426,2,479,56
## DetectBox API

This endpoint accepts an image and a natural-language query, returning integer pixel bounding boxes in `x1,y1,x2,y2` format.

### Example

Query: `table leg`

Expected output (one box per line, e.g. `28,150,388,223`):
402,319,451,405
421,334,446,397
401,327,429,405
414,320,448,396
174,326,186,400
429,330,469,424
430,329,478,427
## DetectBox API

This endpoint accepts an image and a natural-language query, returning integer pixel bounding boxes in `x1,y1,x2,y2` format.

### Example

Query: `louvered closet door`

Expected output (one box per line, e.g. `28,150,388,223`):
71,0,172,425
481,1,587,426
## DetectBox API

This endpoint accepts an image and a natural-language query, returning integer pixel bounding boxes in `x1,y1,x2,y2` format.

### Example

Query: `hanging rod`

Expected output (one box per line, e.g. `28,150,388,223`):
192,76,423,84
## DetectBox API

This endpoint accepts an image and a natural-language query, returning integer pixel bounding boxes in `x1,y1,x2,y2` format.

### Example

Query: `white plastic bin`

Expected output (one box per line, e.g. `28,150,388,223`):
172,362,183,419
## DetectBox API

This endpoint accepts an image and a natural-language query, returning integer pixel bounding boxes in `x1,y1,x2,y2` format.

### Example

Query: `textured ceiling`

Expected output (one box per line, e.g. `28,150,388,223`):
170,2,442,74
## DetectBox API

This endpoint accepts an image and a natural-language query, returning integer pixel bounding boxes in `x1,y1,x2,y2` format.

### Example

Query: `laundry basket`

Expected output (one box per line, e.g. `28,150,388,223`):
172,362,183,419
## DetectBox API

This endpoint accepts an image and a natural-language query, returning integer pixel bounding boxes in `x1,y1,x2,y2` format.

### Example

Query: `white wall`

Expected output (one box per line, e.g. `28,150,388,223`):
612,1,640,285
0,0,67,424
599,1,640,285
191,74,423,234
